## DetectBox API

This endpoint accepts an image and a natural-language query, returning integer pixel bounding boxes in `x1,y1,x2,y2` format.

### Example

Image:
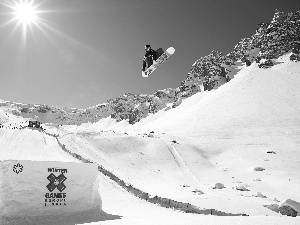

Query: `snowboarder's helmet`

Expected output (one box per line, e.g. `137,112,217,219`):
145,45,151,49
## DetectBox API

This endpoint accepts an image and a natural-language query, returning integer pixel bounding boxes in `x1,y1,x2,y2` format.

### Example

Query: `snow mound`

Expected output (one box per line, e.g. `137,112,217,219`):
85,116,129,132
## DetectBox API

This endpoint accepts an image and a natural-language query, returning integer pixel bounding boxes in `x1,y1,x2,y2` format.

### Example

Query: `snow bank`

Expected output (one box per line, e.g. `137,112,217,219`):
0,109,8,123
0,160,102,225
88,116,130,132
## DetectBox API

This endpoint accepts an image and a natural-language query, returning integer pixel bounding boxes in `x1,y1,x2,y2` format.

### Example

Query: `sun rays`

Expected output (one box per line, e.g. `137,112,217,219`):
0,0,111,72
0,0,46,47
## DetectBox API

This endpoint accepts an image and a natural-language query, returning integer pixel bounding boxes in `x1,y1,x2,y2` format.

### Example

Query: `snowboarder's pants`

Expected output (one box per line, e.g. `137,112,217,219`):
143,57,153,71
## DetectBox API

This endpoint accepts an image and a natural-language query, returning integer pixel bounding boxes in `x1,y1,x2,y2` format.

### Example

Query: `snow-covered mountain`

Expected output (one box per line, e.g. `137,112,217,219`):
180,9,300,96
1,9,299,126
1,49,299,221
1,9,300,224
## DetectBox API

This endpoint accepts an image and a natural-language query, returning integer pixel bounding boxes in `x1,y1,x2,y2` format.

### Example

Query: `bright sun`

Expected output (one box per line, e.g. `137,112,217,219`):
0,0,44,45
0,0,84,56
13,1,37,26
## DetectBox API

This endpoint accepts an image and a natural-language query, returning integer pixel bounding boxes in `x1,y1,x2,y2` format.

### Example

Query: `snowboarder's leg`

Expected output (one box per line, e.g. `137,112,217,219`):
142,60,147,71
156,48,164,59
145,57,153,68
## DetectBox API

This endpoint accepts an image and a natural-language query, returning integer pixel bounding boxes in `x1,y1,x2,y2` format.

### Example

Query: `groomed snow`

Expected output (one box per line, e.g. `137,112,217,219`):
1,53,300,224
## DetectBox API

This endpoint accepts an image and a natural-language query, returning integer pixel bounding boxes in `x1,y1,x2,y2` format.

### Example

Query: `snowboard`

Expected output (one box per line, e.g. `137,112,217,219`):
142,47,175,77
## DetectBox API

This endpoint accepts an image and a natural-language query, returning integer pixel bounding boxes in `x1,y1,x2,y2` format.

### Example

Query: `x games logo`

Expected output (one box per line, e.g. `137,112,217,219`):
47,173,67,192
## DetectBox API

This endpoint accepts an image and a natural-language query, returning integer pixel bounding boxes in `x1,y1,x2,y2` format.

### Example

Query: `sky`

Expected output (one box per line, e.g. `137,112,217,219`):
0,0,299,109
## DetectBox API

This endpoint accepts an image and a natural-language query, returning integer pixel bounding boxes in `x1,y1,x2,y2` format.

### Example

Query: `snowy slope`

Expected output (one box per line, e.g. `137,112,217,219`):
121,53,300,214
131,53,300,133
58,53,300,218
1,118,291,224
1,53,300,224
79,52,300,215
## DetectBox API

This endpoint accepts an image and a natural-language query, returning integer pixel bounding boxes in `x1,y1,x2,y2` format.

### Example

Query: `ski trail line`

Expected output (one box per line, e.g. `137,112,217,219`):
168,143,202,188
168,143,232,200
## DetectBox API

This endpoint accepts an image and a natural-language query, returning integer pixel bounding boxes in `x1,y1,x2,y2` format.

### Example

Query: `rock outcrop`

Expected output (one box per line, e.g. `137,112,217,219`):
185,9,300,95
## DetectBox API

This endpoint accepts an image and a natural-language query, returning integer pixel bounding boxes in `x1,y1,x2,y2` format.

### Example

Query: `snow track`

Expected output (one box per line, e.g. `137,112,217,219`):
167,143,201,187
55,130,246,216
166,141,242,201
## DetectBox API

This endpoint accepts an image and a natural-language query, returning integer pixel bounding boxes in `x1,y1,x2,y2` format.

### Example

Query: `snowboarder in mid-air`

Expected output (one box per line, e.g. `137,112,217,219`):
142,45,174,77
142,45,157,72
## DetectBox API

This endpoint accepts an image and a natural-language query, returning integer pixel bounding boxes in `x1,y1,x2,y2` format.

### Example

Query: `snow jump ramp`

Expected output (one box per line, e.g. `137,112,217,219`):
0,160,109,225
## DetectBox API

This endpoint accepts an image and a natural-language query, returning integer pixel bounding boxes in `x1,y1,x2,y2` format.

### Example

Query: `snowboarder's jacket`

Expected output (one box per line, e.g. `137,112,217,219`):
143,48,157,71
144,48,157,61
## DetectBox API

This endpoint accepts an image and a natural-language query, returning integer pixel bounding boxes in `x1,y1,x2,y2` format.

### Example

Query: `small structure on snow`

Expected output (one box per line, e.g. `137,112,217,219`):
28,120,41,128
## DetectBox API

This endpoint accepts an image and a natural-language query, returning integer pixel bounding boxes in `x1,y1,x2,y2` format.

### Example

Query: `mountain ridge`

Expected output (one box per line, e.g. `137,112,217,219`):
1,9,299,125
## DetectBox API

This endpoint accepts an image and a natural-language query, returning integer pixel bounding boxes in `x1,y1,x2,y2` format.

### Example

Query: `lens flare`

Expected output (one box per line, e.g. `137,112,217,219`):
0,0,46,47
13,1,37,26
0,0,107,68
